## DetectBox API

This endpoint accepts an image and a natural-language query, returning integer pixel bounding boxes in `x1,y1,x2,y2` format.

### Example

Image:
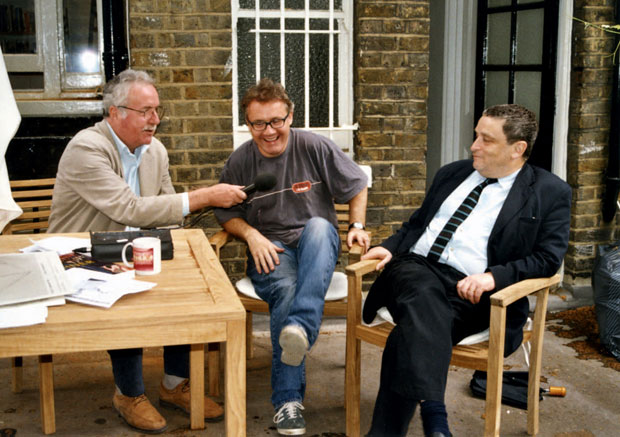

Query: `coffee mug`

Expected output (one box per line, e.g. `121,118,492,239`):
121,237,162,275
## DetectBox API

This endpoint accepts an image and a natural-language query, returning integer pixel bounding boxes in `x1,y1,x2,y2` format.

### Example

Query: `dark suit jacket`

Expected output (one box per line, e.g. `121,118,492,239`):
380,159,571,354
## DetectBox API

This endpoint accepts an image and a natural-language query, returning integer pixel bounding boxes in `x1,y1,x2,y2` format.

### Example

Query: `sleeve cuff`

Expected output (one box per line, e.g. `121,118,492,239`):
181,192,190,216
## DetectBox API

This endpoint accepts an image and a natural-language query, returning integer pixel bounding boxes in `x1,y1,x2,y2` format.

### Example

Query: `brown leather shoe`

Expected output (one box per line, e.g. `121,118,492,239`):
159,379,224,422
112,393,167,434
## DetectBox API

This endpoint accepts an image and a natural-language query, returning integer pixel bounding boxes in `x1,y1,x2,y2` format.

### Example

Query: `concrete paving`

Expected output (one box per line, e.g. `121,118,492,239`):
1,290,618,436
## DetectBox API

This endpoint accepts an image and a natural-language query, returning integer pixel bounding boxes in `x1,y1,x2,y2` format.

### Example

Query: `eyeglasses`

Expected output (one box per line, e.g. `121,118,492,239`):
118,105,165,120
247,111,290,131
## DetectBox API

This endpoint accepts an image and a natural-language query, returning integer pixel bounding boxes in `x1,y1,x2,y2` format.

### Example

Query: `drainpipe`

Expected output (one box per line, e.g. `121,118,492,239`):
102,0,129,82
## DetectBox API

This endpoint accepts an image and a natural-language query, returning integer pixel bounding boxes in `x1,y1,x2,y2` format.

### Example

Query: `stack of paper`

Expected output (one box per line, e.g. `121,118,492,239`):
0,251,73,329
1,237,158,329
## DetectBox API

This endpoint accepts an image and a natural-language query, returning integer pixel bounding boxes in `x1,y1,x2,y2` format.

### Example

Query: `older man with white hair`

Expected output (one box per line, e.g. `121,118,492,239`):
49,69,246,433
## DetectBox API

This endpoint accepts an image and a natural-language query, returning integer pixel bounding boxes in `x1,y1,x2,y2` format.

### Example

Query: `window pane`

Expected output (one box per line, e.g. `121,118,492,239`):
239,0,254,8
484,71,509,108
260,18,278,30
285,18,303,30
0,0,36,54
260,0,279,9
8,71,42,89
285,32,304,127
486,12,511,65
516,9,543,64
63,0,100,73
309,32,329,127
310,18,328,31
285,0,303,9
514,71,541,118
259,31,280,82
237,18,257,122
488,0,511,6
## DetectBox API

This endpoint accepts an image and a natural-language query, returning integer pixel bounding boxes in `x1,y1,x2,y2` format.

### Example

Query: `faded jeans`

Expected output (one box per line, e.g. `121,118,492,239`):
247,217,340,408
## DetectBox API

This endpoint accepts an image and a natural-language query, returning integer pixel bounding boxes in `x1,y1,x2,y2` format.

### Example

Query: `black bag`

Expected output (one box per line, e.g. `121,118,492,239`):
89,229,174,262
469,370,542,410
592,242,620,361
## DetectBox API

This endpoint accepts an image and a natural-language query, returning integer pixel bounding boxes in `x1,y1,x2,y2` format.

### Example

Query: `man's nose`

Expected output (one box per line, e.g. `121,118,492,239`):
471,137,481,151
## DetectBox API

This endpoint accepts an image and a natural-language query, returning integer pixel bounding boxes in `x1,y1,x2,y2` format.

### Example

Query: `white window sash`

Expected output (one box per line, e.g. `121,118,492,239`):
231,0,356,156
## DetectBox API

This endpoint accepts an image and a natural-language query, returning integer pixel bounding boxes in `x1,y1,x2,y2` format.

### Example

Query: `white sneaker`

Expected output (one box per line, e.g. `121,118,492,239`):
279,325,309,366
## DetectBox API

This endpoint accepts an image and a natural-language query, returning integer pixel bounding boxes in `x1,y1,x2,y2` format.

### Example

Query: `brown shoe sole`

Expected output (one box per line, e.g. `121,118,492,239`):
159,399,224,423
115,412,168,434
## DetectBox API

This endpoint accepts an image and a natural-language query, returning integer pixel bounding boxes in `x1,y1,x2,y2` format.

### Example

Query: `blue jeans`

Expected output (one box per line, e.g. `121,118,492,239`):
108,345,189,397
247,217,340,408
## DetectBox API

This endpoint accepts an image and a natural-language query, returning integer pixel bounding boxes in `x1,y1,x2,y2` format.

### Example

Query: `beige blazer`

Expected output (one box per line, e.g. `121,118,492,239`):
48,121,184,233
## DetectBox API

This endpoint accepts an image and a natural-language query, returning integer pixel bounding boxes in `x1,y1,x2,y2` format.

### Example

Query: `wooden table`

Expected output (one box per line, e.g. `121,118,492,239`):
0,229,246,435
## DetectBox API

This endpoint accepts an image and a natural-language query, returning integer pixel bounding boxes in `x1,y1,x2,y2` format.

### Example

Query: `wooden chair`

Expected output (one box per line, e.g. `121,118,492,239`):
2,178,55,235
344,257,559,437
2,178,56,395
209,204,366,389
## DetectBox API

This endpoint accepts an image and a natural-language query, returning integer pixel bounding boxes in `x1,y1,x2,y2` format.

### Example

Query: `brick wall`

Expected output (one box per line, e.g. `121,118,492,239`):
566,0,620,289
129,0,233,196
128,1,430,282
355,1,430,244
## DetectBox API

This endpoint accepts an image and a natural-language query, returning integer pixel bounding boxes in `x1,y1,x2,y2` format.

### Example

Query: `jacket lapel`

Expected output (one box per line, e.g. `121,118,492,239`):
489,163,534,238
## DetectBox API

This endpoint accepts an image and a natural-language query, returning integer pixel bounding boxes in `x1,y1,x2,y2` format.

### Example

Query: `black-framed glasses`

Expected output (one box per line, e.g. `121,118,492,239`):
247,111,290,131
118,105,165,120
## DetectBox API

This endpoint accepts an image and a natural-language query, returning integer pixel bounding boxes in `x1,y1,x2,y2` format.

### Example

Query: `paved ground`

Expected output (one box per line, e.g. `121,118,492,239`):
1,292,618,436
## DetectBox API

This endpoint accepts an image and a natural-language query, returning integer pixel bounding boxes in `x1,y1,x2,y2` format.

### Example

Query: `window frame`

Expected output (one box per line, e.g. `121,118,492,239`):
231,0,356,156
2,0,105,116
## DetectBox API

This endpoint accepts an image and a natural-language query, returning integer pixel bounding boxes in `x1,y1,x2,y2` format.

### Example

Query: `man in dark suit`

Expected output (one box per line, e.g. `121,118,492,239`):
361,104,571,437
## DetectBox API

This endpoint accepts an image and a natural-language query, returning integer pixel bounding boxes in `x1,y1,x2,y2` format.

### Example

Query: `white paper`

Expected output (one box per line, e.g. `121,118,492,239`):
0,252,74,306
0,301,48,329
64,268,155,309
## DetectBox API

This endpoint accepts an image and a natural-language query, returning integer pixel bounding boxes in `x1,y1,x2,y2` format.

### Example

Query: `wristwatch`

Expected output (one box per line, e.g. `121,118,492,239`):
348,222,365,231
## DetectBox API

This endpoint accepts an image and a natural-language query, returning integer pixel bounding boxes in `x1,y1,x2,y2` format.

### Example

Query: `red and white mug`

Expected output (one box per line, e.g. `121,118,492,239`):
121,237,161,275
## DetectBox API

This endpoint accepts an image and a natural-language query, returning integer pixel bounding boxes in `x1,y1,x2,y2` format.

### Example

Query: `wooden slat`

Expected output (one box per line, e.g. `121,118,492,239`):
4,178,55,235
10,178,55,188
12,188,54,199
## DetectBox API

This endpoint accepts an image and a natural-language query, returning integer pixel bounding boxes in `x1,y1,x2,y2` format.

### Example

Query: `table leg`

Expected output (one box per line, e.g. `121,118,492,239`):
38,354,55,434
226,319,246,436
189,344,205,430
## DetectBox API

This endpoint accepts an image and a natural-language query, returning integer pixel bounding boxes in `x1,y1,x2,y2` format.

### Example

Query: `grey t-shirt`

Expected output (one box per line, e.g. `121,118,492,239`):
214,128,367,246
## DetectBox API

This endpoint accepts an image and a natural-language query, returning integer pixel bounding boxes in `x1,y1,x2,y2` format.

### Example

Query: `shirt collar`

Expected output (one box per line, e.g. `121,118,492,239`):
106,120,149,160
473,166,522,189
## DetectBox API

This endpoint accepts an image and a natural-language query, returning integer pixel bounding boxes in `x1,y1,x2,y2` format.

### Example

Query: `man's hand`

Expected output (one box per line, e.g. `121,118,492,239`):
456,272,495,304
246,229,285,274
205,183,247,208
361,246,392,270
189,184,246,211
347,228,370,253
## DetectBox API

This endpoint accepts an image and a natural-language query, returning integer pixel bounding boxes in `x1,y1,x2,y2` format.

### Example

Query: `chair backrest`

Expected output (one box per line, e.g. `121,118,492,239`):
2,178,55,235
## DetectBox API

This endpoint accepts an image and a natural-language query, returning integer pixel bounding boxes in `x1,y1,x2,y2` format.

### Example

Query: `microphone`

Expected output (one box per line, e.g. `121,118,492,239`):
242,172,277,195
180,173,277,228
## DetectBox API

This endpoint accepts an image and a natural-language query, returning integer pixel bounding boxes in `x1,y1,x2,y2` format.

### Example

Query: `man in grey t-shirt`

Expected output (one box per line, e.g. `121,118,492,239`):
215,78,369,435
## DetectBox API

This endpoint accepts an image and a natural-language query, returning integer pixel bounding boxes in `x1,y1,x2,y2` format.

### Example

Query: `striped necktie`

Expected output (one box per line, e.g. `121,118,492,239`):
427,178,498,262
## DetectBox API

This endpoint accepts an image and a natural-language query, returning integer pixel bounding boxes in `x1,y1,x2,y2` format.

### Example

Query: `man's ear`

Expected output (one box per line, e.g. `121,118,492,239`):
108,106,119,120
512,140,527,158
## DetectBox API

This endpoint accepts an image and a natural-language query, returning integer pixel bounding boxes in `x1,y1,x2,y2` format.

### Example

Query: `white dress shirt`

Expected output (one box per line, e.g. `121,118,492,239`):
411,168,521,275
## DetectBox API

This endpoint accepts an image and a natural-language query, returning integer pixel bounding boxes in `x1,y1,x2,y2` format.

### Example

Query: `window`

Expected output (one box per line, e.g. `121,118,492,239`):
0,0,107,115
475,0,559,170
232,0,355,155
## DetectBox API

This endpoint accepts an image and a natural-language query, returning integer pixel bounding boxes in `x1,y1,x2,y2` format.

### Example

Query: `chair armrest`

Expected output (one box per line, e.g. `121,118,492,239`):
490,274,560,308
209,230,235,257
345,258,381,278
